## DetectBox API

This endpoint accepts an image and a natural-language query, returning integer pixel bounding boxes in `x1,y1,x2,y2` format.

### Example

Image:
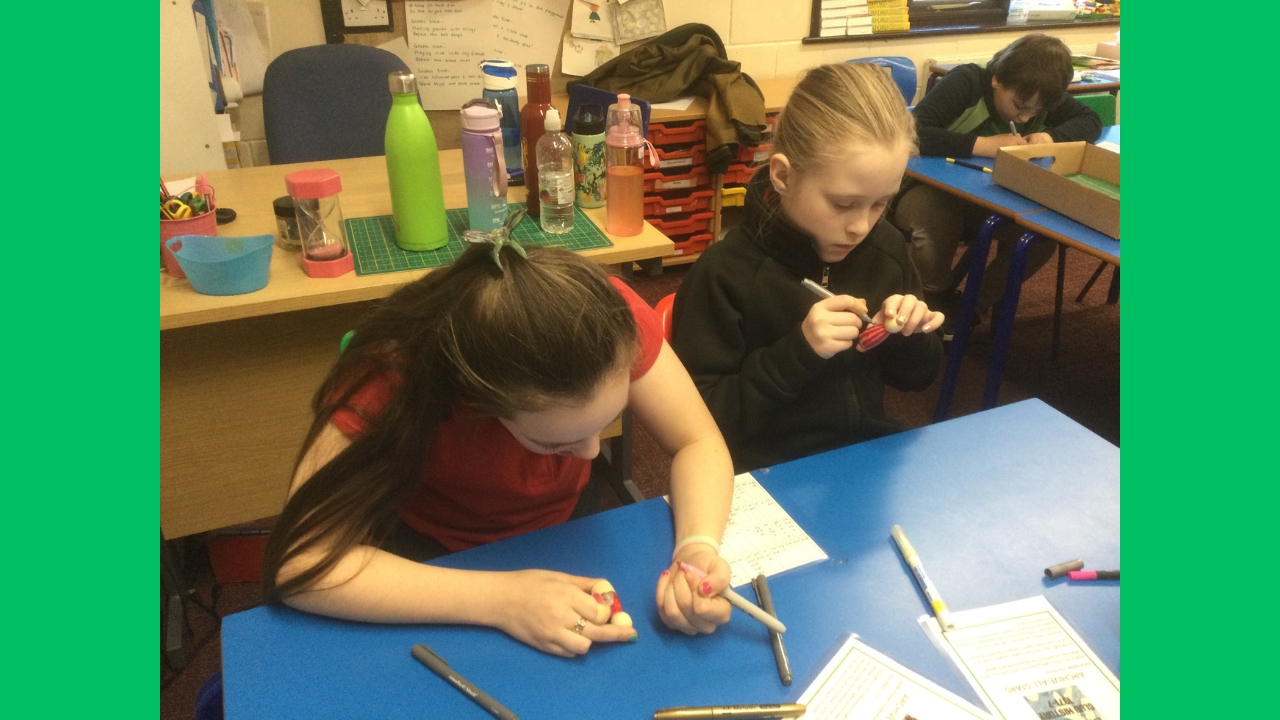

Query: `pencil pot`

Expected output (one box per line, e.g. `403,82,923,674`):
159,203,217,278
165,234,274,296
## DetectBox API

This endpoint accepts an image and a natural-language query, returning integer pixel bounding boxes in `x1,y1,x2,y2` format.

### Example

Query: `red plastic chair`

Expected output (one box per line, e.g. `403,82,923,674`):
654,293,675,342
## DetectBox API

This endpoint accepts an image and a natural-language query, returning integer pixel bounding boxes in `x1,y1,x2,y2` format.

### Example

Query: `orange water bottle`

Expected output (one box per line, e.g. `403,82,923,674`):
605,94,646,236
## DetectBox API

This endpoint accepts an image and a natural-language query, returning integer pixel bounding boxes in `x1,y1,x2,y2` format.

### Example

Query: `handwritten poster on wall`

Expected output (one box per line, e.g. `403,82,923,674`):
407,0,570,110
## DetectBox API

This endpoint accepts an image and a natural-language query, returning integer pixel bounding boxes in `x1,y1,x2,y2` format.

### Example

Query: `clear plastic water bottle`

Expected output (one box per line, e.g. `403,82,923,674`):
536,108,575,234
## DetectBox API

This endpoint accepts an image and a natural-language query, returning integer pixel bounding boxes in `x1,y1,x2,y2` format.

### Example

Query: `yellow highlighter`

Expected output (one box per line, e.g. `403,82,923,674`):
891,525,956,631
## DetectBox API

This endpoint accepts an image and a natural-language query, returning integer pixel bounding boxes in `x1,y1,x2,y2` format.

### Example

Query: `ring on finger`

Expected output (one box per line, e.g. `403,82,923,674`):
571,617,587,634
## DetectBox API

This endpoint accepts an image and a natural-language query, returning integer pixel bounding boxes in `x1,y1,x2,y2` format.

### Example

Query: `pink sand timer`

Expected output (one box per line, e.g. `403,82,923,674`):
284,168,353,278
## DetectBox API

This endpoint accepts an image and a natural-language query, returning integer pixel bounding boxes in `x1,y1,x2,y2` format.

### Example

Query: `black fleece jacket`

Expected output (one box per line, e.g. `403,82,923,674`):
671,172,943,473
914,64,1103,158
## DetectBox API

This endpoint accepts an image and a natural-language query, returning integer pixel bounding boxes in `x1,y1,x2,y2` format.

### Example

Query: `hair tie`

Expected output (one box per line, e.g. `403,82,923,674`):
463,206,527,272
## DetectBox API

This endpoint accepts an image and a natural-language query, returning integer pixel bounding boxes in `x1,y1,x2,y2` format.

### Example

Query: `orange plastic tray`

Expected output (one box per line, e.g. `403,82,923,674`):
670,233,712,256
644,143,707,171
648,119,706,145
735,143,772,165
644,188,715,216
643,166,709,193
722,163,763,184
647,211,714,237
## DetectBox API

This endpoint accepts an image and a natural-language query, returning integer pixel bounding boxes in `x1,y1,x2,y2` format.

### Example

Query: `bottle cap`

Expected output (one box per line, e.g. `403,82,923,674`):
284,168,342,199
388,70,418,95
272,195,295,219
618,93,630,109
526,63,550,77
480,59,517,91
573,103,605,136
544,107,562,132
460,98,502,132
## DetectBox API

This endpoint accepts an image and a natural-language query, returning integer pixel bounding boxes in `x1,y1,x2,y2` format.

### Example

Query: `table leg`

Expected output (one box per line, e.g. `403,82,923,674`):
1052,244,1066,363
1075,260,1107,303
933,214,1004,423
594,410,643,504
1106,266,1119,304
982,231,1037,410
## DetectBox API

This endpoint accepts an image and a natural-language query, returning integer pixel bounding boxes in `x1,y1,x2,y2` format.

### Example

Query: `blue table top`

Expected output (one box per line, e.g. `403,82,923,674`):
221,399,1119,719
1019,209,1120,261
906,155,1046,214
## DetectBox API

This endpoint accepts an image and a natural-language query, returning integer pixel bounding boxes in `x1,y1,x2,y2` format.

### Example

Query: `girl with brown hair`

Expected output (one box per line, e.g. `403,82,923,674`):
263,242,734,657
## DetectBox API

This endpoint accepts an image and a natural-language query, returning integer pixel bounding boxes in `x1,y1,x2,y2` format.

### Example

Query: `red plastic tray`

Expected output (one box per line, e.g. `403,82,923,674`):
735,142,772,165
648,119,706,145
644,143,707,170
669,232,712,256
643,166,709,193
722,163,763,184
644,188,715,216
647,211,714,237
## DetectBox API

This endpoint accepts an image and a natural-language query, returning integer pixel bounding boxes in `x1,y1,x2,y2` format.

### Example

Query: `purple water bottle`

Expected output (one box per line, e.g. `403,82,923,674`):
460,99,509,232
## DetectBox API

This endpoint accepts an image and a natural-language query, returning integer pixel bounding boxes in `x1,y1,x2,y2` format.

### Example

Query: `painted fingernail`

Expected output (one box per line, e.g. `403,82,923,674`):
628,633,638,643
593,592,607,604
700,581,713,596
922,324,931,332
661,569,670,577
898,315,907,324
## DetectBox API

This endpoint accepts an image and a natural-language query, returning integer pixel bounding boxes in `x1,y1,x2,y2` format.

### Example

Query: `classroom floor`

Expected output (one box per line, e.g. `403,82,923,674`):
160,245,1119,718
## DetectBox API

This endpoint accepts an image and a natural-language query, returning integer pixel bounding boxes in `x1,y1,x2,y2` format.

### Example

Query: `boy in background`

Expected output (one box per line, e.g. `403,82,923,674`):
892,33,1102,336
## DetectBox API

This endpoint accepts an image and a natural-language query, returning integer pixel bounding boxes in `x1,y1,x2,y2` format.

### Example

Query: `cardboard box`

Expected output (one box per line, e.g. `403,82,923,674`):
992,142,1120,239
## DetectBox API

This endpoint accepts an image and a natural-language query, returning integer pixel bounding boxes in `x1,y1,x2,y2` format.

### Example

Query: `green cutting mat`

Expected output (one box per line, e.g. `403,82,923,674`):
345,206,613,276
1066,173,1120,201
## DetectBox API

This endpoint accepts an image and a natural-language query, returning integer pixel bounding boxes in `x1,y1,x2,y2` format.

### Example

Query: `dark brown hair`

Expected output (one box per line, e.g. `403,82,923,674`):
262,244,638,600
988,33,1074,108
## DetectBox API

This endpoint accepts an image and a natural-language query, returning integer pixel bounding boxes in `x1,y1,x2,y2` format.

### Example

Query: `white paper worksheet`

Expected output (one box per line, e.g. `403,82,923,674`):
796,634,995,720
668,473,828,587
920,596,1120,720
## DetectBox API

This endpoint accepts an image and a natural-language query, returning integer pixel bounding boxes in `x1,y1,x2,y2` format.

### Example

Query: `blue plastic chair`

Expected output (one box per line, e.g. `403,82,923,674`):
847,56,918,105
194,671,223,720
263,45,412,165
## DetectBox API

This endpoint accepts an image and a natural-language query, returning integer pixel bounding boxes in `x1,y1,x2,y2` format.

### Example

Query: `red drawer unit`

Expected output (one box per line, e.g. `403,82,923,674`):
735,142,772,165
648,211,714,237
648,119,706,145
763,112,779,136
644,143,707,170
722,162,763,184
670,232,712,256
644,166,709,193
644,188,715,216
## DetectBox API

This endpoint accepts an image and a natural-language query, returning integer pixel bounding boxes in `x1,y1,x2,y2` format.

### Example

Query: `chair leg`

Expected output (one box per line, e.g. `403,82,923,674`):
1075,260,1108,303
982,231,1037,409
161,530,193,671
934,214,1004,423
1052,244,1066,363
1105,266,1119,304
594,410,644,504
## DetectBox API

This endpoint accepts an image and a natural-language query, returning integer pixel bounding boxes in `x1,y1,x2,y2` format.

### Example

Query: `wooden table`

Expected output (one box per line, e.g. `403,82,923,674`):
160,152,673,539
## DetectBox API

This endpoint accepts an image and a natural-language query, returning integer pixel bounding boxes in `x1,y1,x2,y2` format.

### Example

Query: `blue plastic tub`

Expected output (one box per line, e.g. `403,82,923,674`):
166,234,274,295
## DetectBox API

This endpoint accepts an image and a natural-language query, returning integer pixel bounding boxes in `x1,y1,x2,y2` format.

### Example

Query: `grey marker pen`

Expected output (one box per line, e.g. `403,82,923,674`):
412,644,520,720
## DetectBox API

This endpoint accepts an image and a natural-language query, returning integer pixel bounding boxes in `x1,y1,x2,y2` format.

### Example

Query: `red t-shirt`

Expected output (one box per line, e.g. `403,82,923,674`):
330,277,663,552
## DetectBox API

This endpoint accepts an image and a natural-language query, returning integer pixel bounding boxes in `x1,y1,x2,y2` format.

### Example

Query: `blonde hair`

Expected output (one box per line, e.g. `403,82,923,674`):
773,63,918,177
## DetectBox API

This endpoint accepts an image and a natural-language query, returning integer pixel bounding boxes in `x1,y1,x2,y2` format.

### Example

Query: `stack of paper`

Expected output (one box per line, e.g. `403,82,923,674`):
818,0,873,37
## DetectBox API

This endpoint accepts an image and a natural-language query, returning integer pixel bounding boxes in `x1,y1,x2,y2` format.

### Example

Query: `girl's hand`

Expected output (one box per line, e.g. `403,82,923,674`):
1024,132,1055,145
802,295,868,359
862,295,944,352
492,570,637,657
655,546,732,635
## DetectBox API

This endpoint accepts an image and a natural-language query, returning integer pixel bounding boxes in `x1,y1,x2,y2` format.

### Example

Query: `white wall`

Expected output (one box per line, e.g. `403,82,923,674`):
160,0,229,175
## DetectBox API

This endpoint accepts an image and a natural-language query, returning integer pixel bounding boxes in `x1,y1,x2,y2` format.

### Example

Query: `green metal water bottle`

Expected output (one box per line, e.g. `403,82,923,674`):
385,71,448,251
